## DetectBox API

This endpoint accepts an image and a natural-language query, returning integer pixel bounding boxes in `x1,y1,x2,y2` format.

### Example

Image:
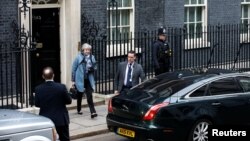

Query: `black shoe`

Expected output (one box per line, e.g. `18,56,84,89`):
77,111,83,115
91,113,98,118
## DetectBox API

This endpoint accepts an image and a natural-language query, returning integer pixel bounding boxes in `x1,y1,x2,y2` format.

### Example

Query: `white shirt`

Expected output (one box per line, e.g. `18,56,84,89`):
124,63,134,85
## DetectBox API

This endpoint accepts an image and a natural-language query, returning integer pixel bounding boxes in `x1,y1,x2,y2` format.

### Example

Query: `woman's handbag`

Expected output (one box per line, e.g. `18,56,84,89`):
69,85,77,99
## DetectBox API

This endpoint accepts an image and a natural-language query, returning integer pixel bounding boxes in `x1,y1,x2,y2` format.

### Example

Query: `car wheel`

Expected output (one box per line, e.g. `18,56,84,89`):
188,119,212,141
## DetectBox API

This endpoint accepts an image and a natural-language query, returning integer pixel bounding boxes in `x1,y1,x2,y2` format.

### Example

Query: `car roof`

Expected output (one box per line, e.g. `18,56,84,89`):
129,69,248,105
0,109,54,136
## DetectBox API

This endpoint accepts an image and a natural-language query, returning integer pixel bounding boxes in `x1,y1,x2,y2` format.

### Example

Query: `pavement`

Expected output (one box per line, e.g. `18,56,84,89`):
68,94,111,140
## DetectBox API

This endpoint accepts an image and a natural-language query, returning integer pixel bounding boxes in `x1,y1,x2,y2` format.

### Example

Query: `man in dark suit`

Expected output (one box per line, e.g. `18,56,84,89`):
114,50,146,95
35,67,72,141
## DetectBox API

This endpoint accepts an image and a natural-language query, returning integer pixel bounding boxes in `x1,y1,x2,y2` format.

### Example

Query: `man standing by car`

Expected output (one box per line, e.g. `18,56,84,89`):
35,67,72,141
114,50,146,95
152,27,172,75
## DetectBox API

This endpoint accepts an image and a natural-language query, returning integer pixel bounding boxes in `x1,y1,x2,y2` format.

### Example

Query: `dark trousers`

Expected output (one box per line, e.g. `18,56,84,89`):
77,79,96,114
56,125,70,141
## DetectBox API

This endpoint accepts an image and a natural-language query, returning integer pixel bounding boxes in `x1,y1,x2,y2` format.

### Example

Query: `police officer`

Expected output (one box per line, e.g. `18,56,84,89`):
152,27,171,76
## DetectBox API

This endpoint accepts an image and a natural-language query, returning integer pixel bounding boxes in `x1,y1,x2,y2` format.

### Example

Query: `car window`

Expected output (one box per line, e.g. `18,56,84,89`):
208,77,243,96
190,85,207,97
237,76,250,92
127,78,195,105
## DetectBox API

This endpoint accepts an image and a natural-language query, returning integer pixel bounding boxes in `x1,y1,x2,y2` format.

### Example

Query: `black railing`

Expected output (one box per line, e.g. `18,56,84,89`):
0,42,34,109
1,23,250,109
85,24,250,94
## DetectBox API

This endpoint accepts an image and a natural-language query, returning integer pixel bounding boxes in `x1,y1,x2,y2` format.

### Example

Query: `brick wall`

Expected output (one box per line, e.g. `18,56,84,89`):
164,0,184,28
135,0,165,32
81,0,107,38
0,0,18,43
208,0,241,25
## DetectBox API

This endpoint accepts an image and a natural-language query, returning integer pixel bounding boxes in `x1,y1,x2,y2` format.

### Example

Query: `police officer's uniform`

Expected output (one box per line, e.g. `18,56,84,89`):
152,27,171,75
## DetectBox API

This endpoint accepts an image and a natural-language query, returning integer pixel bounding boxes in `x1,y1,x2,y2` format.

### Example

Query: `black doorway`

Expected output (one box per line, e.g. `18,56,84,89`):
31,8,60,91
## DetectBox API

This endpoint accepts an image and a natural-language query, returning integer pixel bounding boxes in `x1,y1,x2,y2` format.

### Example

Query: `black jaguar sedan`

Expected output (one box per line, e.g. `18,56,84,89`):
106,69,250,141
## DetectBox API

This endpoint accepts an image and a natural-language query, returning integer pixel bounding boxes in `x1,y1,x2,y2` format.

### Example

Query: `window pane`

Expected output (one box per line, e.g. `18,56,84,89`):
209,78,242,95
189,23,195,38
238,77,250,92
189,7,195,22
246,0,250,2
121,10,130,25
191,0,197,4
123,0,132,7
243,5,248,18
196,7,202,22
111,28,117,40
198,0,204,4
190,85,207,97
121,27,130,40
121,27,129,33
196,23,202,31
242,19,248,25
111,11,120,26
185,0,190,4
115,0,122,7
196,23,202,38
241,20,248,33
190,23,195,32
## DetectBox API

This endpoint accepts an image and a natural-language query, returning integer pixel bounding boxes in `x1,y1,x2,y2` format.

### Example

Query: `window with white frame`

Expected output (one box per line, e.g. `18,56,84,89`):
241,0,250,43
184,0,207,39
106,0,136,57
107,0,134,42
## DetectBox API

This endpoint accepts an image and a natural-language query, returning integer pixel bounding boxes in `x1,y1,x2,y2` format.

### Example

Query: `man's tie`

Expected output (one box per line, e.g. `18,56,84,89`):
126,64,132,87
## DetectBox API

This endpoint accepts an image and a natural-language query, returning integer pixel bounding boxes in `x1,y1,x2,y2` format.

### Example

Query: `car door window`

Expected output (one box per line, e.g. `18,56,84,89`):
190,85,207,97
237,76,250,92
208,77,243,96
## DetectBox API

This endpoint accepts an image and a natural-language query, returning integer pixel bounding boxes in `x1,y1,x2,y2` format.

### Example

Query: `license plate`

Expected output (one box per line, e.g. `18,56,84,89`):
117,127,135,138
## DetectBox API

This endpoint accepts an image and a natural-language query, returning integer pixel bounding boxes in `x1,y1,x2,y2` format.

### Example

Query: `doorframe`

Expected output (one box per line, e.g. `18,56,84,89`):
30,0,81,88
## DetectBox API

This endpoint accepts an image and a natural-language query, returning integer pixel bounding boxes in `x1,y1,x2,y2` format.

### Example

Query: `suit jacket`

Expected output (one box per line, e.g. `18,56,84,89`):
114,61,146,92
35,81,72,126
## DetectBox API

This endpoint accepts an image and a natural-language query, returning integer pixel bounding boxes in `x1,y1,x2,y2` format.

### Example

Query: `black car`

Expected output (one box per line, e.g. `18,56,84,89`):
106,69,250,141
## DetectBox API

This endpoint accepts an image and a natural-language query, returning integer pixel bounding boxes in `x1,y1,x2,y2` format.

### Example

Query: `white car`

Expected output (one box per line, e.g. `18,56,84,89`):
0,109,57,141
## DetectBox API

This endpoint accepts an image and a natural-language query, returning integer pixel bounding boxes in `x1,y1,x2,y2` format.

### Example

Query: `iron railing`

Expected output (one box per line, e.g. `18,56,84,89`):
1,23,250,109
86,24,250,94
0,42,34,109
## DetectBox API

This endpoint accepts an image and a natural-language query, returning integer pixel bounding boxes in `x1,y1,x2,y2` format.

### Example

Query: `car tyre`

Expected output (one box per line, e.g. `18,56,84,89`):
188,119,212,141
